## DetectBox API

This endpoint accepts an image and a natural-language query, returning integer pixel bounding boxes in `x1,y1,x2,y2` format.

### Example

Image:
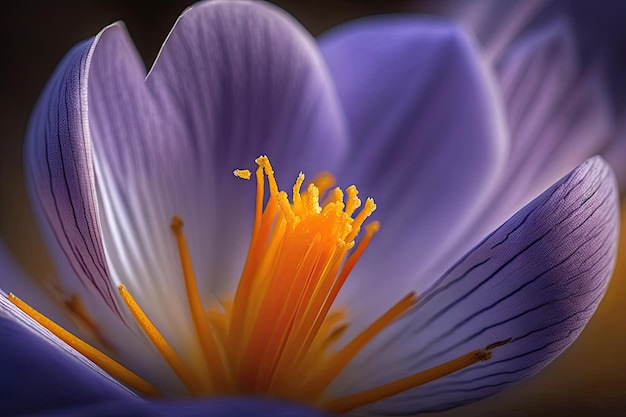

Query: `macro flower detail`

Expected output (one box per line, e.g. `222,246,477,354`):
0,1,621,416
8,153,518,413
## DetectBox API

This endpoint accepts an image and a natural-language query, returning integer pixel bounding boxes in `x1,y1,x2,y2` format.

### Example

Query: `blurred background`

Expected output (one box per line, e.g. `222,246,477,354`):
0,1,623,416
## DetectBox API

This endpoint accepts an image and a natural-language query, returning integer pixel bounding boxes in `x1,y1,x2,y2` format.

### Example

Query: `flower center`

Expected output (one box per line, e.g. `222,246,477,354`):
8,155,510,413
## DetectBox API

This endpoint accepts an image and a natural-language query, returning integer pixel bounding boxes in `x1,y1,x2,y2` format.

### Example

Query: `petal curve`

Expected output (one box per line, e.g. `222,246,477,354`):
24,37,123,318
0,294,134,416
331,157,618,415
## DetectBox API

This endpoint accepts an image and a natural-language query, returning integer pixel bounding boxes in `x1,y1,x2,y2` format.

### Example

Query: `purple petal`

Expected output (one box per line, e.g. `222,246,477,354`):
332,157,618,415
0,295,134,416
24,36,124,318
147,0,347,178
494,18,613,219
142,0,348,302
319,17,507,322
447,1,626,195
448,18,617,267
30,397,329,417
442,0,550,62
23,33,178,384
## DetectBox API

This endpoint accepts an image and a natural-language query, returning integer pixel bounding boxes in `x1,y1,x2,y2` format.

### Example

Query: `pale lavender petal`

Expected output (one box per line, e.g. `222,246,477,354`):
449,18,616,264
0,294,134,416
332,157,618,415
148,0,347,179
24,37,125,320
319,17,507,325
23,32,182,389
494,18,613,214
447,0,626,196
441,0,550,63
142,0,347,298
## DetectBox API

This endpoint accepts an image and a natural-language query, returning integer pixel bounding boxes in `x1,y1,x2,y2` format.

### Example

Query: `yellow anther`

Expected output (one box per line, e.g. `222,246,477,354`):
331,187,344,206
255,155,279,196
345,185,361,217
292,172,305,211
346,197,376,243
233,169,251,180
277,191,298,229
306,183,322,215
365,220,381,234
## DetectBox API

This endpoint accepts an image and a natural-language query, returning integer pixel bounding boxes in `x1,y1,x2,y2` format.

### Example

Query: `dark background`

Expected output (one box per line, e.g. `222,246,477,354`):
0,1,624,416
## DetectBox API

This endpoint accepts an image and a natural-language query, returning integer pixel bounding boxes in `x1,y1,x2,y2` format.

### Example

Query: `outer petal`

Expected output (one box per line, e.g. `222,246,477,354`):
440,0,550,63
441,18,618,279
319,17,507,323
24,37,123,318
0,295,134,417
24,30,184,392
482,18,613,230
30,398,329,417
331,157,618,415
445,0,626,195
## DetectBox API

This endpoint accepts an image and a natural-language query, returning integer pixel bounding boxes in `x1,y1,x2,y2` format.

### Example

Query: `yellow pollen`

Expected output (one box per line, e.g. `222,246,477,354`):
233,169,251,180
7,155,510,413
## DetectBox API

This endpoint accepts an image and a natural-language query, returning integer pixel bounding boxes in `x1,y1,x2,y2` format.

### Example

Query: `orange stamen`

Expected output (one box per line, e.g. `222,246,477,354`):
118,285,208,395
324,339,512,413
303,292,417,396
170,217,230,390
8,293,159,397
7,154,509,412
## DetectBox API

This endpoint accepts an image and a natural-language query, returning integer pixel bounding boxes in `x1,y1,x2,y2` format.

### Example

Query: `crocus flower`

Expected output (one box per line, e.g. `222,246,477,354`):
0,1,620,416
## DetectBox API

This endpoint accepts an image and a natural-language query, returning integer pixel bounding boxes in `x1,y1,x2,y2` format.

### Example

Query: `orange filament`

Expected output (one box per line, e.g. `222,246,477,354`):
302,292,418,397
118,285,208,396
7,293,159,397
324,339,512,413
228,156,381,395
170,217,230,391
7,155,510,414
